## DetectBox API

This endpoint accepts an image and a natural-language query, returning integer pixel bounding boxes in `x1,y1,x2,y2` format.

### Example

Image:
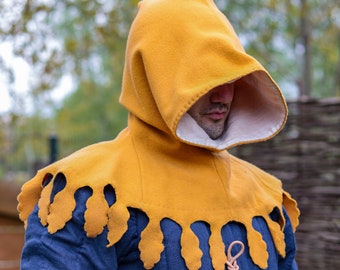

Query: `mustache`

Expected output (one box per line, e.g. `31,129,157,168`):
202,103,228,114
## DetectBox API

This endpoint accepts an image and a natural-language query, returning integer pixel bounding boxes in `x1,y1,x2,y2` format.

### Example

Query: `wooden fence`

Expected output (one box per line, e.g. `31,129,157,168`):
230,97,340,269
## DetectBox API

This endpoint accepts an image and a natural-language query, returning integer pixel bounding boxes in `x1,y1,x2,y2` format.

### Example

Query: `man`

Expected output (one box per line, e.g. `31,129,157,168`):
187,83,234,140
18,0,300,269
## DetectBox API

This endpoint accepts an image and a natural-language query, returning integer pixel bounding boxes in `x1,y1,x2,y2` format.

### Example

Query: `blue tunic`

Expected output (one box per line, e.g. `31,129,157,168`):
21,176,298,270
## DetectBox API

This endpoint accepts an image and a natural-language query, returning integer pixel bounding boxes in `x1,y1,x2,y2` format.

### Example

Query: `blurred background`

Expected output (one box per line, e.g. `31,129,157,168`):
0,0,339,269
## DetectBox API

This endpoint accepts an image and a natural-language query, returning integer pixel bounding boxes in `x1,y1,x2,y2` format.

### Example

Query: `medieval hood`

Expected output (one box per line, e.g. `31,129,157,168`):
18,1,299,269
120,0,288,151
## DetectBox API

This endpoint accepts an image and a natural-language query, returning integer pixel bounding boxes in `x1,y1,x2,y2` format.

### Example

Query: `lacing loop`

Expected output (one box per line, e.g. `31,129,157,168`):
226,240,245,270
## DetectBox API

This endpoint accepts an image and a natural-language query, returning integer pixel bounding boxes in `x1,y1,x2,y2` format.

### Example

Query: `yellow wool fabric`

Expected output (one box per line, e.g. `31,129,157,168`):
18,116,299,269
18,1,299,269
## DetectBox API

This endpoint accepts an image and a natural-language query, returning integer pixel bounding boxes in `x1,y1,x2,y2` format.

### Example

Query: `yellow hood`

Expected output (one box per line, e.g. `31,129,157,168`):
120,0,288,150
18,1,299,270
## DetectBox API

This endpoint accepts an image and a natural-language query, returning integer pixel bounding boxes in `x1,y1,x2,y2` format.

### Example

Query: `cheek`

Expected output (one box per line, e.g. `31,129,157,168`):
187,106,199,118
226,88,235,102
188,97,207,116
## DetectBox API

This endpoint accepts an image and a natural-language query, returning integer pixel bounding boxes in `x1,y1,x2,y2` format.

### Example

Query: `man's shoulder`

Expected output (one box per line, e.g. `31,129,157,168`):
229,154,281,183
38,130,133,181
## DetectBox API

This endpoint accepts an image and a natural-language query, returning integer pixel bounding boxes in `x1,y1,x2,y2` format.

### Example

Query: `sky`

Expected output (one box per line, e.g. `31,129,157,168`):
0,42,29,113
0,42,73,114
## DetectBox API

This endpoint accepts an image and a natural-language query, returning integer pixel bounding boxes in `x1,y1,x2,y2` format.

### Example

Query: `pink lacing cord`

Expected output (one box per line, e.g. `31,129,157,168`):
226,240,245,270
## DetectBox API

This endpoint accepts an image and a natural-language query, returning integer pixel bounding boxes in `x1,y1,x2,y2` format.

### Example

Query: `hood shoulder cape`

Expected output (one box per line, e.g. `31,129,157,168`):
18,123,299,270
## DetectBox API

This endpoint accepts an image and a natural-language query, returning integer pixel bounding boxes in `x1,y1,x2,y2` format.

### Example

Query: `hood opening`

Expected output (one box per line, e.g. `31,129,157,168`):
176,71,287,150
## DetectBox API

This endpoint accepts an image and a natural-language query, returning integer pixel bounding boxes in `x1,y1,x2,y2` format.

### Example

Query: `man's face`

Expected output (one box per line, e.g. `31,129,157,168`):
187,83,234,140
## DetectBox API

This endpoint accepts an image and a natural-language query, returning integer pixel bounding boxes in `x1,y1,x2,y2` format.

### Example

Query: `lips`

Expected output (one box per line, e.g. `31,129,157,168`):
206,110,227,120
199,102,229,121
203,103,228,119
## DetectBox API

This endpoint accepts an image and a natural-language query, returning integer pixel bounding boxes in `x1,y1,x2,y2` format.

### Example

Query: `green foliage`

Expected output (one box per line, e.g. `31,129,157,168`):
0,0,137,175
218,0,340,98
49,0,137,156
55,80,128,156
0,111,50,174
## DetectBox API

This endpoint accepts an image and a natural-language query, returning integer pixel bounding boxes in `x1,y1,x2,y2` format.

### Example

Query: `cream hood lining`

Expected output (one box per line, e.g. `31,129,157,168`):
176,71,287,150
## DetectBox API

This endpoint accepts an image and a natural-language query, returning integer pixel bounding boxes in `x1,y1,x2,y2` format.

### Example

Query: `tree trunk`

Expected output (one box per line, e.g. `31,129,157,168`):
335,32,340,97
299,0,312,98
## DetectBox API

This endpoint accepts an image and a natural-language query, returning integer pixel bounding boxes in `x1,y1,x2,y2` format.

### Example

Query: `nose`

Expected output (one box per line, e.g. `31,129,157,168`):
210,83,234,103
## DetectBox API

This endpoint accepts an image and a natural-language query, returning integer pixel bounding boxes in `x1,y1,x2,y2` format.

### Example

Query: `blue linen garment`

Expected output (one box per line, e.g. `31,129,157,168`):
21,175,298,270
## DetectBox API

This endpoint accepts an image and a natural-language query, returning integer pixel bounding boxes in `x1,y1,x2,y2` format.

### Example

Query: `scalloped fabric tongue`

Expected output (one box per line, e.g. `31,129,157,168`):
18,132,299,270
